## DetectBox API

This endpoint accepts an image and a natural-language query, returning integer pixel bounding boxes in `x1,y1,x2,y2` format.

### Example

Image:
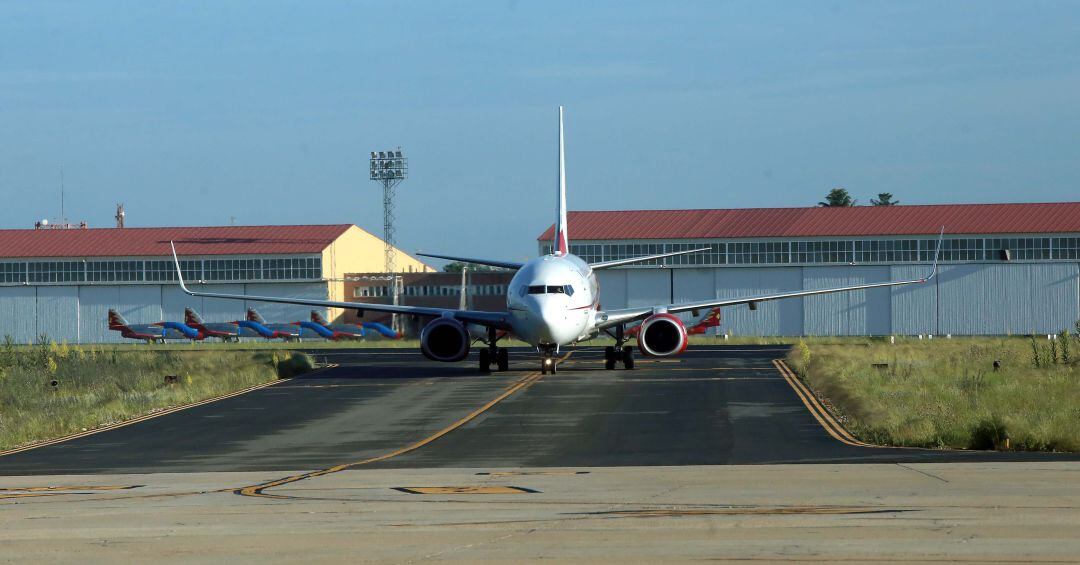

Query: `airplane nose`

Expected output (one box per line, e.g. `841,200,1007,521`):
541,306,564,328
538,302,570,342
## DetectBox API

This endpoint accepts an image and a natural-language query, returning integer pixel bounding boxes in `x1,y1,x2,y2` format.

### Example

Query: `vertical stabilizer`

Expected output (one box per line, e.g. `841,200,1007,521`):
108,309,130,329
554,106,569,255
311,310,330,326
247,307,266,324
184,307,205,326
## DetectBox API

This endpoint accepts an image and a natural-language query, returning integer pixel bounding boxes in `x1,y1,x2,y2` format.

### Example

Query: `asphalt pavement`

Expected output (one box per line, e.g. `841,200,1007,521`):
0,345,1074,475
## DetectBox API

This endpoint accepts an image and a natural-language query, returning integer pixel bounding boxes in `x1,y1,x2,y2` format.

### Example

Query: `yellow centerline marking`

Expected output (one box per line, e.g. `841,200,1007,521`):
665,366,779,371
0,485,142,500
772,359,874,448
393,486,538,495
0,485,139,492
235,352,571,499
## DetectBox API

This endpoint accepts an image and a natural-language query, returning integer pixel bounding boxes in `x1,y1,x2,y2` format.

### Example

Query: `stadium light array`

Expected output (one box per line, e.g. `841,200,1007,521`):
370,148,408,181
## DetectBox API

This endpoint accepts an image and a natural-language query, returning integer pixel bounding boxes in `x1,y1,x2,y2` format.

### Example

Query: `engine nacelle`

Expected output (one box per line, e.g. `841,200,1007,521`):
420,318,471,362
637,313,688,357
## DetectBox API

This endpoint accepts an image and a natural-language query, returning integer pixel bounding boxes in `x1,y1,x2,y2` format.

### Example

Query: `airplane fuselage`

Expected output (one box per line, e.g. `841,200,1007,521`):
506,253,598,348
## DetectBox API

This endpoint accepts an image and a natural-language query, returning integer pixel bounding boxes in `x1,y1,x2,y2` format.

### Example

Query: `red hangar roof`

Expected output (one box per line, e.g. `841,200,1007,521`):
0,224,354,259
537,202,1080,241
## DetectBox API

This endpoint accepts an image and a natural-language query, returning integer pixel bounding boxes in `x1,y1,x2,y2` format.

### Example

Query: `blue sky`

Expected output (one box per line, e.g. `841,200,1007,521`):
2,1,1079,261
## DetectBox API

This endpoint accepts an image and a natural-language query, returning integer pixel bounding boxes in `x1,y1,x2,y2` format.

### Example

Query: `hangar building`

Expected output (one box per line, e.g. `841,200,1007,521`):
0,224,432,343
539,202,1080,336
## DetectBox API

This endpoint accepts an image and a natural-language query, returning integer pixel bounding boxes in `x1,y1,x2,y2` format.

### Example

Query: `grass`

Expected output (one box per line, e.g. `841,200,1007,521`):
785,335,1080,451
0,336,315,451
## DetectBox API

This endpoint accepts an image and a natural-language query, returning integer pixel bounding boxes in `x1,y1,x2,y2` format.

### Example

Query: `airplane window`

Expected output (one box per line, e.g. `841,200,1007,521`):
563,285,574,296
528,285,546,294
546,285,564,294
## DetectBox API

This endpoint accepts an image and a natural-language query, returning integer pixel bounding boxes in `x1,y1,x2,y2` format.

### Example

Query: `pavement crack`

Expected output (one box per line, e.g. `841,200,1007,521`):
895,463,949,483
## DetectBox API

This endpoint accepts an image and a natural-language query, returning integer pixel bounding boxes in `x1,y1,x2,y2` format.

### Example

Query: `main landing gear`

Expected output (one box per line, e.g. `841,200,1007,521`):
603,325,635,370
479,327,510,373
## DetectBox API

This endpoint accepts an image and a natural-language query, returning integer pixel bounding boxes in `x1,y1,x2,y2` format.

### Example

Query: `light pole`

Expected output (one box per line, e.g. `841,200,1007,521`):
369,148,408,274
370,148,408,332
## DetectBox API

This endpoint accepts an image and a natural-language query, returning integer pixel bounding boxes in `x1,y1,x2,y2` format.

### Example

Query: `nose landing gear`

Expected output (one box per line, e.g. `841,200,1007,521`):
539,346,558,374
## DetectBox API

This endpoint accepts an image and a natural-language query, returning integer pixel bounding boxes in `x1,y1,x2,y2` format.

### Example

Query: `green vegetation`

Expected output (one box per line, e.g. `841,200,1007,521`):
271,351,315,378
870,192,899,206
0,335,315,450
818,187,855,207
786,335,1080,451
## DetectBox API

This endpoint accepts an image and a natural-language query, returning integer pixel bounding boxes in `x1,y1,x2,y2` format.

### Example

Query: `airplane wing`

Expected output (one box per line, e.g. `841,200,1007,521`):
597,229,943,330
417,248,711,271
170,243,513,330
415,252,523,270
588,248,711,270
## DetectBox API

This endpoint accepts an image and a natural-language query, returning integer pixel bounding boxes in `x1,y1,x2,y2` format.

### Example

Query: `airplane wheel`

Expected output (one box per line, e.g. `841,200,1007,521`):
497,348,509,371
479,348,491,373
604,346,617,370
621,346,635,370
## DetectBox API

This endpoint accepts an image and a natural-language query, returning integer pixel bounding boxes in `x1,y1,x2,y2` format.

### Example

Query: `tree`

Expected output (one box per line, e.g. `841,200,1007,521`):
819,188,855,207
871,192,898,206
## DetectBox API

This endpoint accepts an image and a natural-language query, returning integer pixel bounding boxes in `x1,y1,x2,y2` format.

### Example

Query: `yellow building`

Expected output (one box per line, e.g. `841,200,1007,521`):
321,225,435,318
0,223,433,342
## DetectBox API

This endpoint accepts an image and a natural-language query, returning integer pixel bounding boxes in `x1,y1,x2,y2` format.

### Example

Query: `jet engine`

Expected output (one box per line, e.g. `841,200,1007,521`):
420,317,471,362
636,313,688,357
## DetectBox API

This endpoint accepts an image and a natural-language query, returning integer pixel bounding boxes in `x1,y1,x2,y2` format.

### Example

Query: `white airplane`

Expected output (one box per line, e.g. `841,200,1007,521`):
171,107,941,374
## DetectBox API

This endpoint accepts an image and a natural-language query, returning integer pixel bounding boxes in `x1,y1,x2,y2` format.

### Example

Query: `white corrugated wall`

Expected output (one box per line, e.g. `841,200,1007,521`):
710,267,803,336
0,286,37,343
0,282,330,343
625,262,1079,336
35,286,79,343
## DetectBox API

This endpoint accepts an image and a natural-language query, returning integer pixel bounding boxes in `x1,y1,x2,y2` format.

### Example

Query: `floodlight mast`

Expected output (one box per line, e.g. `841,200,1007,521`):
369,148,408,273
369,148,408,333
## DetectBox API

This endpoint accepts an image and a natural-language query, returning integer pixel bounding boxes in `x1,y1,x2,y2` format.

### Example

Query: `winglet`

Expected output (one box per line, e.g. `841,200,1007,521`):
924,226,944,282
170,241,194,295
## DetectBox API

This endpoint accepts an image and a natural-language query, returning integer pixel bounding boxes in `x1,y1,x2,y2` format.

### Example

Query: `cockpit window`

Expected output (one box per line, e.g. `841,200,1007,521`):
527,284,575,295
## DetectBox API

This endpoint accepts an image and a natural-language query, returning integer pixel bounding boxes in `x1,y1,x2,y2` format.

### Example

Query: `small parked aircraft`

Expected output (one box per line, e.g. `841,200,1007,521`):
234,307,303,341
303,310,364,340
184,308,241,342
306,311,403,340
108,309,197,343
